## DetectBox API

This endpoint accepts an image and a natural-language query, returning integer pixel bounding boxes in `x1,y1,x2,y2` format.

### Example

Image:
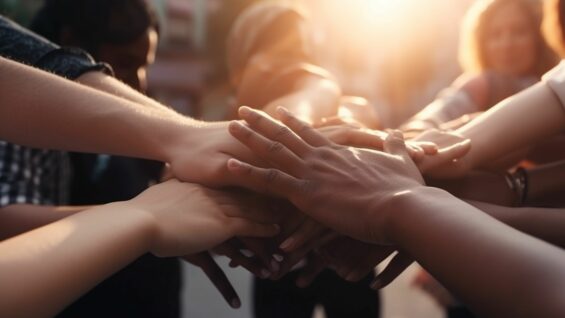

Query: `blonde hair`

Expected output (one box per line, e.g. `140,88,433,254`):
543,0,565,57
459,0,557,77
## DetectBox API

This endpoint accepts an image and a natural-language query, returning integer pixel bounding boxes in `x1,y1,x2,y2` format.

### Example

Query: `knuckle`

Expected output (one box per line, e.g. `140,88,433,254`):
276,125,292,138
264,169,280,183
267,141,284,153
247,110,263,125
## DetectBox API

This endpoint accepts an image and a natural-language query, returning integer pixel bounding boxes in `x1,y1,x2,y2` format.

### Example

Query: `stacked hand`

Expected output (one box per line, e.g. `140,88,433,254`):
225,106,424,244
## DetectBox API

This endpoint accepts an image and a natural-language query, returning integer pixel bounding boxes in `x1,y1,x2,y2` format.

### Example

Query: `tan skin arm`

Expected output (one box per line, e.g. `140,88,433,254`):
0,57,257,187
457,82,565,169
414,82,565,178
0,180,279,318
0,205,91,240
224,106,565,317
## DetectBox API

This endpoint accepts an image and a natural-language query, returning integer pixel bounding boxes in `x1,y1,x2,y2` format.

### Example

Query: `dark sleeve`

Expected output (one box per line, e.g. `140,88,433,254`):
0,15,112,80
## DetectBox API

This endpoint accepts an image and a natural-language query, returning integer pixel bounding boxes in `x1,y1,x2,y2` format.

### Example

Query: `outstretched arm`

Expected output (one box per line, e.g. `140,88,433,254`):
0,180,279,318
0,57,258,186
225,106,565,317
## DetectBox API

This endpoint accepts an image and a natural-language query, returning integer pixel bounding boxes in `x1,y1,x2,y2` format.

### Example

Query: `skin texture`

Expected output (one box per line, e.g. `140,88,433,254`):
0,56,270,306
0,180,279,318
224,106,565,317
414,81,565,178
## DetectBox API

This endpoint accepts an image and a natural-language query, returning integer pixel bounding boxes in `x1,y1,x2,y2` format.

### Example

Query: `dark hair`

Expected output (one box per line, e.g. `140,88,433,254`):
30,0,158,54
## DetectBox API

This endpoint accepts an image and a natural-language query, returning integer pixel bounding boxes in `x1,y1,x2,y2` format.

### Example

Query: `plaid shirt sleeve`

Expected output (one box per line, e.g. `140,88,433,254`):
0,15,112,79
0,142,69,207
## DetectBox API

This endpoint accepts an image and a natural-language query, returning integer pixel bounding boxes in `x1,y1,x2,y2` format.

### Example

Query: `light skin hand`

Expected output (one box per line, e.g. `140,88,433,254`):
316,124,439,162
410,129,472,176
224,106,424,245
129,179,280,257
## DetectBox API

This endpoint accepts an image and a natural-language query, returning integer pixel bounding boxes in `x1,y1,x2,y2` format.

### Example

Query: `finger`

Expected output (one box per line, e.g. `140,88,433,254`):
418,139,471,174
279,218,325,252
407,144,425,162
226,158,303,199
182,252,241,308
213,240,272,279
371,252,413,290
238,106,314,157
231,218,280,238
415,141,438,155
229,121,304,175
276,106,332,147
238,237,285,274
329,128,386,150
295,253,328,288
316,116,347,128
383,130,411,162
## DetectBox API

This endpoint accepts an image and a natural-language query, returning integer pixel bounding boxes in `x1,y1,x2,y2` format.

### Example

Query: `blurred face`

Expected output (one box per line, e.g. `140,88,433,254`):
483,2,538,77
97,28,158,93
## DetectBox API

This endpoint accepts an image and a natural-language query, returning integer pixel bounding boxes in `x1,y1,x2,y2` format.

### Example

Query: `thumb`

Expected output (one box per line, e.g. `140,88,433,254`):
384,130,411,162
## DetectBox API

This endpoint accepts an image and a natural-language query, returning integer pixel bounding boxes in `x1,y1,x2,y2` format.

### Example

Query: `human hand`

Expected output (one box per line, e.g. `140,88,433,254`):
317,125,438,162
129,179,280,257
411,129,471,176
225,106,424,244
166,122,261,187
294,237,412,289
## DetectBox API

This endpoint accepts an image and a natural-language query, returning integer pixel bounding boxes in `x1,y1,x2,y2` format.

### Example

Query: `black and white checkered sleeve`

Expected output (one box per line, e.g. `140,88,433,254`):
0,142,62,207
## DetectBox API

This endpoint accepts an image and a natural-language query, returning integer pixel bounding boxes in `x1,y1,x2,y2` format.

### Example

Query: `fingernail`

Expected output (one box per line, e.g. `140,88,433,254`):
240,249,254,258
279,237,295,251
239,106,251,116
227,158,242,169
270,259,280,272
276,106,289,116
273,253,284,262
228,121,242,132
260,269,271,279
231,298,241,308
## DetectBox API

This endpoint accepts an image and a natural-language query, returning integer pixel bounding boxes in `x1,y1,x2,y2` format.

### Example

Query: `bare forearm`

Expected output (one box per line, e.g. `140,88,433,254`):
467,200,565,248
76,72,166,111
456,83,565,170
0,202,152,318
387,187,565,317
0,57,203,162
0,204,93,240
527,160,565,205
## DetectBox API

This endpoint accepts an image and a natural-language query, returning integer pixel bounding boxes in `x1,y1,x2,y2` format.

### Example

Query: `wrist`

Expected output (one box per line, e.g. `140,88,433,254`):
161,119,211,164
105,201,157,253
382,187,451,245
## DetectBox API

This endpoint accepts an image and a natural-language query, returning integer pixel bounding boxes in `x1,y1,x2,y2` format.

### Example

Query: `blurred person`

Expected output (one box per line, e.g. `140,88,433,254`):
401,0,557,134
227,1,379,127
